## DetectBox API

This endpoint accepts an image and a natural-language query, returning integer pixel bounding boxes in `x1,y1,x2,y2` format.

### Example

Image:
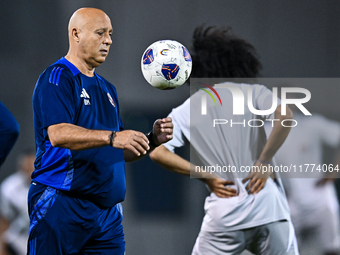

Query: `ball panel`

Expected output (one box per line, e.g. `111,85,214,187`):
142,48,154,65
182,46,192,62
161,64,180,80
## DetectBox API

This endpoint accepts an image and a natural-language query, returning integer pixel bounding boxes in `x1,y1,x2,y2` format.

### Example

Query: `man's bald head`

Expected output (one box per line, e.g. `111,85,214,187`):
66,8,113,74
68,8,110,36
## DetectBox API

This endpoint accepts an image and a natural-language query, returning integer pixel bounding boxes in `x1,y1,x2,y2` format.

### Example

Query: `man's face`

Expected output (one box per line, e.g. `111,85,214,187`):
79,14,113,67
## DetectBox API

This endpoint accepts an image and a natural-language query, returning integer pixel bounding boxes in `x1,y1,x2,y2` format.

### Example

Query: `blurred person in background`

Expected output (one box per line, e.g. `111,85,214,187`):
0,150,35,255
265,110,340,255
0,101,19,168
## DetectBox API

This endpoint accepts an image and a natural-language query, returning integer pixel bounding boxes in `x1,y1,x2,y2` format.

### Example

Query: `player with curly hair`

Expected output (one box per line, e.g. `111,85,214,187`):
150,26,299,254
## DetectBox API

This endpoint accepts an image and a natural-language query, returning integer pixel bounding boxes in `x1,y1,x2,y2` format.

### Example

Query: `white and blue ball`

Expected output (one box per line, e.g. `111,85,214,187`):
141,40,192,90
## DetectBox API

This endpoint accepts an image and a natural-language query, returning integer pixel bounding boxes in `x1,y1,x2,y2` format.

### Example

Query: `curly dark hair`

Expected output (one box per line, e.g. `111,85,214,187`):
191,25,262,78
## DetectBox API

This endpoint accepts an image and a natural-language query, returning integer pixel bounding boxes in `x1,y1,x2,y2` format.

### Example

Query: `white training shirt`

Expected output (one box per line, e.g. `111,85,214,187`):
164,82,291,232
0,171,30,255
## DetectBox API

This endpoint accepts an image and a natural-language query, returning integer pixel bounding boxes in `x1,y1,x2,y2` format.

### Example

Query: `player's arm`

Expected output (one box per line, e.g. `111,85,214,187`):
259,105,293,162
314,116,340,186
123,117,174,162
150,145,237,198
48,123,149,154
48,117,173,161
243,105,293,194
316,146,340,186
0,102,19,167
150,145,190,175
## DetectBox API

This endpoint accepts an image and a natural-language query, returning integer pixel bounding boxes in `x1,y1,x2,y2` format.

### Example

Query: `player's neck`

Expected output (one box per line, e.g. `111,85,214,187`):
64,54,95,77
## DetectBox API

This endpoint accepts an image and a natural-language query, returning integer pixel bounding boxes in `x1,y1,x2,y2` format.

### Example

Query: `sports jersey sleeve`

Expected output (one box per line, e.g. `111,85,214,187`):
36,68,77,138
0,101,19,167
163,112,185,153
253,85,281,119
162,98,190,153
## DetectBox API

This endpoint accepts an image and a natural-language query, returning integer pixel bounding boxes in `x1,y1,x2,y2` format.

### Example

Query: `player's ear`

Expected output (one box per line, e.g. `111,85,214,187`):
71,27,81,43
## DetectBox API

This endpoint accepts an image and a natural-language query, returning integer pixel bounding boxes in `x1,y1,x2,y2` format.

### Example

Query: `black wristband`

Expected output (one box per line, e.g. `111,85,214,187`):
109,131,116,147
146,131,159,148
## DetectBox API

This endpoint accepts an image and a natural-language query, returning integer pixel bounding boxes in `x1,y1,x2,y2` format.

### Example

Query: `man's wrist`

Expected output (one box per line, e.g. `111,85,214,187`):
146,131,160,148
109,131,116,147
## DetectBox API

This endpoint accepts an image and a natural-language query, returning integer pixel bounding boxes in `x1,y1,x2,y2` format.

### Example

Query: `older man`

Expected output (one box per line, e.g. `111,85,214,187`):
29,8,172,255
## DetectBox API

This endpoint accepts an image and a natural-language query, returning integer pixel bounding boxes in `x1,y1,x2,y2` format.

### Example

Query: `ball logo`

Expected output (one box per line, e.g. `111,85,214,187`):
160,49,169,56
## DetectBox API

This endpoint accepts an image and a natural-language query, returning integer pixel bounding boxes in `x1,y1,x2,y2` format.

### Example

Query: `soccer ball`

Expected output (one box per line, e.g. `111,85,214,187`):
141,40,192,90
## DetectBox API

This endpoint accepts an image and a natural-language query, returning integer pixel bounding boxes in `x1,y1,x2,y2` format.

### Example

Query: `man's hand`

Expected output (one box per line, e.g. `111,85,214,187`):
315,177,335,187
315,166,339,187
242,161,272,194
122,118,173,162
113,130,149,156
204,178,238,198
152,117,173,145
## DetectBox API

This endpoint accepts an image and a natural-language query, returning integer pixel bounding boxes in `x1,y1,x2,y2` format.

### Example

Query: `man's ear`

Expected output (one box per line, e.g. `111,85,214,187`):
71,27,80,43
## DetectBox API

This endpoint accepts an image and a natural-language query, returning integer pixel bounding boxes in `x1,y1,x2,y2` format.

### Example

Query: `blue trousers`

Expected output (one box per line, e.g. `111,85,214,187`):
27,182,125,255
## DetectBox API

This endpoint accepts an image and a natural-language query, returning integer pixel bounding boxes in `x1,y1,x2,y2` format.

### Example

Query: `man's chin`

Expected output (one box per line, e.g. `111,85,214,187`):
93,57,106,66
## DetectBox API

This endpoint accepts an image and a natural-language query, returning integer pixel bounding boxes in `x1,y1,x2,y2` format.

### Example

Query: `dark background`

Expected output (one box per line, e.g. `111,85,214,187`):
1,1,340,254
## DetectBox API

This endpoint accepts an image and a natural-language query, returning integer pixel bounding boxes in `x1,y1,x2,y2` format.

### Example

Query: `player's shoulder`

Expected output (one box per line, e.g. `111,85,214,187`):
240,82,269,94
33,60,77,100
44,59,75,84
214,81,269,95
232,82,268,92
39,58,81,85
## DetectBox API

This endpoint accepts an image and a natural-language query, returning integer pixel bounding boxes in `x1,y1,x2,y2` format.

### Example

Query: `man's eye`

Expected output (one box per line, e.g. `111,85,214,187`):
97,32,104,36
